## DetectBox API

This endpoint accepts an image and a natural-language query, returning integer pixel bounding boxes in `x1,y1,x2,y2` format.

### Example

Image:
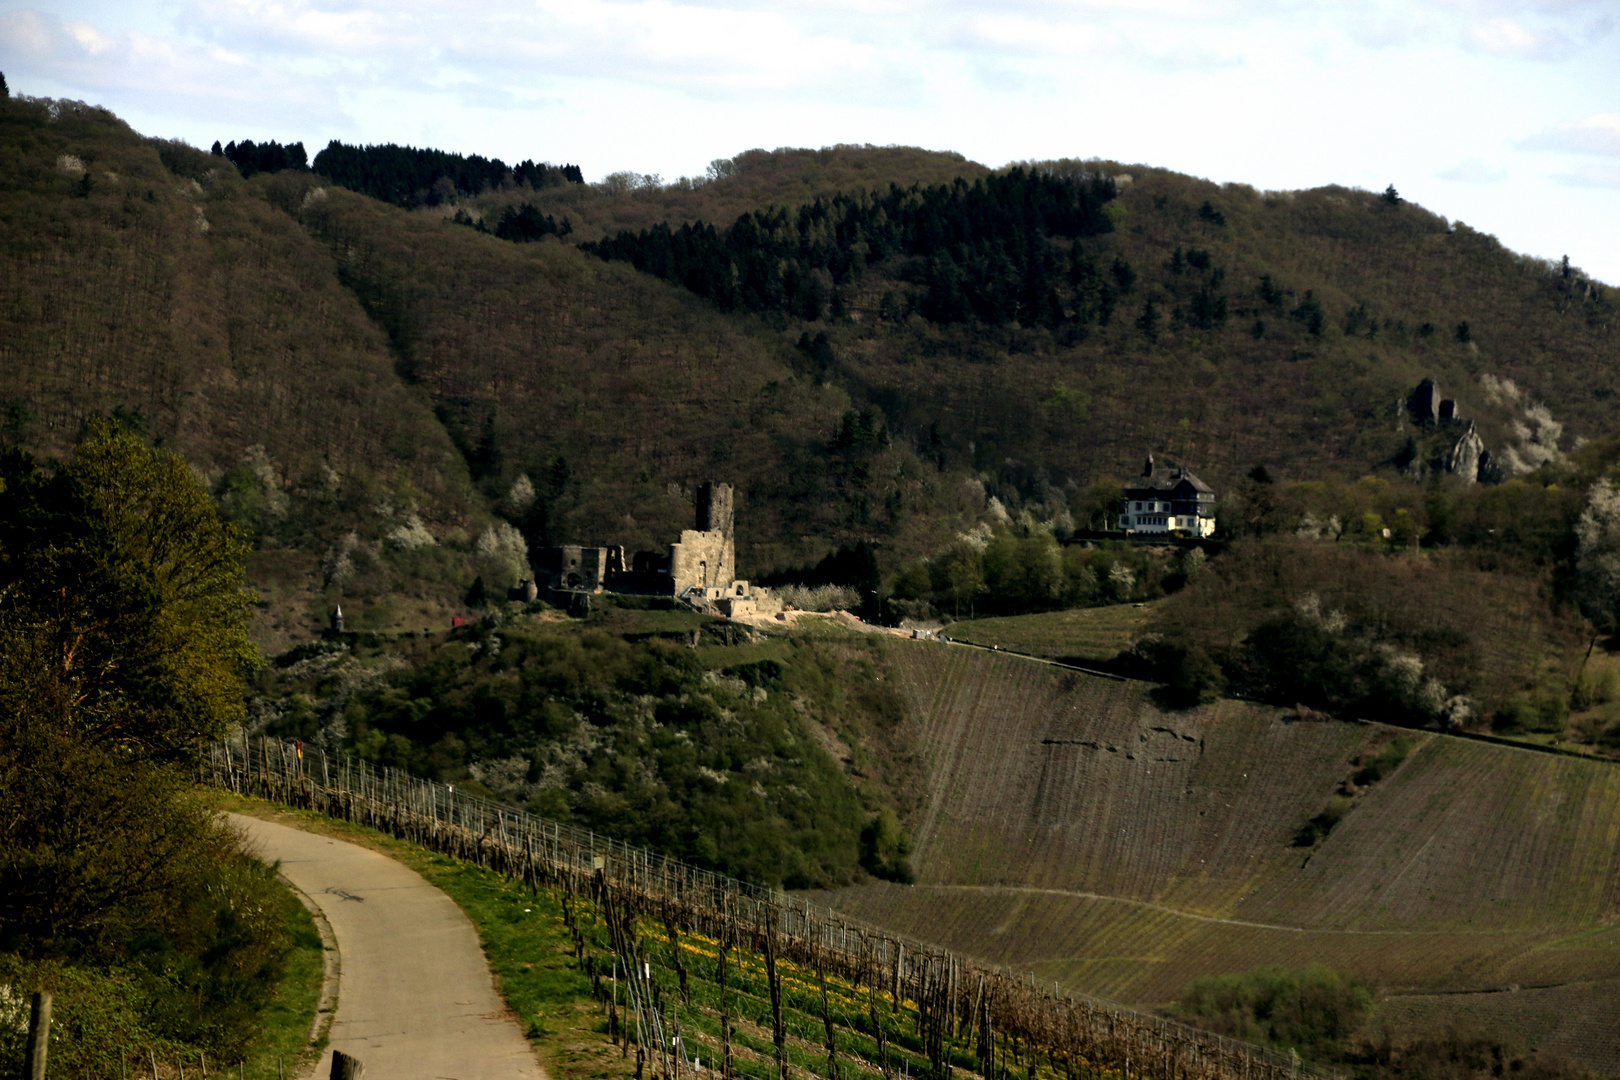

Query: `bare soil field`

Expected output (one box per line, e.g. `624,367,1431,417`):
825,641,1620,1073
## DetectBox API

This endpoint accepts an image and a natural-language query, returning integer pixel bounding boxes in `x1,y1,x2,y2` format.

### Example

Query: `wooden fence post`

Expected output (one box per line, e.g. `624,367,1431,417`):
330,1050,365,1080
25,990,51,1080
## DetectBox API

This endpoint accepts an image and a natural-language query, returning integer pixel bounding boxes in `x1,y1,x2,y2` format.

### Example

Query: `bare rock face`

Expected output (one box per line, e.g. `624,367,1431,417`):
1409,378,1440,425
1447,423,1486,483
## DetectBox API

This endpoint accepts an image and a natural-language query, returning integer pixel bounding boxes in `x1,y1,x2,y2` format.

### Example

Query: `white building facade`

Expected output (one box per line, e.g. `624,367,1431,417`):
1118,455,1216,537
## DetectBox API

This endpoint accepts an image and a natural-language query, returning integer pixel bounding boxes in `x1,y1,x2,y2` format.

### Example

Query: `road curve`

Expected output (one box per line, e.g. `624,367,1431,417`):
229,813,548,1080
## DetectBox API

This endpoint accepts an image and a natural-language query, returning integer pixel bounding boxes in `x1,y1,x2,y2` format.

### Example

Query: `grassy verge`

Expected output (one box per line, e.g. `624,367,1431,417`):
240,886,327,1080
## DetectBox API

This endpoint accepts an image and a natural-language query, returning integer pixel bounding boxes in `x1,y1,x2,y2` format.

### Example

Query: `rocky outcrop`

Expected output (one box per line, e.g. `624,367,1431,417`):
1446,423,1486,483
1398,381,1501,484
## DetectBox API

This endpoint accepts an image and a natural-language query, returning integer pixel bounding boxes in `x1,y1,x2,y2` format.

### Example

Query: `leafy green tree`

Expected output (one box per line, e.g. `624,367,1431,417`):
0,421,257,758
1,421,259,952
934,542,986,616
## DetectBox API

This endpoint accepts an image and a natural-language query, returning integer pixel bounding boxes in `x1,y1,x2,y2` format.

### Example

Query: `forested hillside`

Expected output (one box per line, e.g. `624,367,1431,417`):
1,93,1615,645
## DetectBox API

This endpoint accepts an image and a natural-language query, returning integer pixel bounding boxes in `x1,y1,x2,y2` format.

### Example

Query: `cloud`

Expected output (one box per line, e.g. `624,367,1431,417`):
1462,15,1576,57
0,8,347,127
1555,162,1620,187
1333,0,1611,55
166,0,918,105
1522,113,1620,155
1437,158,1507,182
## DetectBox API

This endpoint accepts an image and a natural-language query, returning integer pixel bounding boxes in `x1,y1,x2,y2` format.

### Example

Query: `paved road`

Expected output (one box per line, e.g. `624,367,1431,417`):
230,813,548,1080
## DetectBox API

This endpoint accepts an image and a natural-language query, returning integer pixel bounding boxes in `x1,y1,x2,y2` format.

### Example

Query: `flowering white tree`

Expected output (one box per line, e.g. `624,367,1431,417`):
475,522,531,587
1576,479,1620,631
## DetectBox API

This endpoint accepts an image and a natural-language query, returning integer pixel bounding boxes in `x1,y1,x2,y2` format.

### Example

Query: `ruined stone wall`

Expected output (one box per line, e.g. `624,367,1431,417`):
543,545,609,591
669,529,730,593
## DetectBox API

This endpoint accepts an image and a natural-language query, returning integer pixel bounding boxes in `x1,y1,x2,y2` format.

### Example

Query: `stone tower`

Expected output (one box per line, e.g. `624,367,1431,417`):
695,481,734,536
670,482,736,592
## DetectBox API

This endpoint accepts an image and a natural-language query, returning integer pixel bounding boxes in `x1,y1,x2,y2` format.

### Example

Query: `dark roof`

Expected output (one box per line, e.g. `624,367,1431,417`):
1123,456,1215,496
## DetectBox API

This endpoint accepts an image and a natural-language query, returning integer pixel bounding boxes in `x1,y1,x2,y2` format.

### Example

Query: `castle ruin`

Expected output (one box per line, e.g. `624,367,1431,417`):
529,482,781,618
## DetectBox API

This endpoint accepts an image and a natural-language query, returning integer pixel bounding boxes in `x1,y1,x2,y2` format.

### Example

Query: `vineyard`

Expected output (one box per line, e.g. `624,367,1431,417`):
842,641,1620,1073
941,607,1157,665
205,734,1329,1080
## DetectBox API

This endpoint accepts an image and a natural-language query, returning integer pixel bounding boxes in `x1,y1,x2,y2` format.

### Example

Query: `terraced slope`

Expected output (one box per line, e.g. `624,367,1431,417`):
820,641,1620,1071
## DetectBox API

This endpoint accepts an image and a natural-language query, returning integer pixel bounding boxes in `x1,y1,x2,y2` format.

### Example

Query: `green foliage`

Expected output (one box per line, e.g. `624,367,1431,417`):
256,614,913,889
0,858,319,1077
1173,964,1372,1059
1145,540,1583,729
0,424,297,1064
1352,735,1415,785
0,422,258,758
1292,795,1354,847
859,806,914,882
890,524,1186,620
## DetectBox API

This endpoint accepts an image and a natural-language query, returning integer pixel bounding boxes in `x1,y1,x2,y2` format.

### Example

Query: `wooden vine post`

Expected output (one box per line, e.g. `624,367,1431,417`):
662,902,690,1004
869,974,891,1080
716,936,733,1080
764,921,788,1080
24,990,50,1080
817,958,838,1080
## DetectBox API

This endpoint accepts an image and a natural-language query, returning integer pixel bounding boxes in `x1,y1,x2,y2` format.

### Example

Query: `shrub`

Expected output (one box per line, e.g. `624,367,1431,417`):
1174,964,1372,1059
776,584,862,612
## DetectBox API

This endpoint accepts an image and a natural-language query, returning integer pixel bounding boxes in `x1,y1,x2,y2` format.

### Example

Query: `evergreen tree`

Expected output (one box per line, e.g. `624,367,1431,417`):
583,168,1120,329
1137,298,1161,340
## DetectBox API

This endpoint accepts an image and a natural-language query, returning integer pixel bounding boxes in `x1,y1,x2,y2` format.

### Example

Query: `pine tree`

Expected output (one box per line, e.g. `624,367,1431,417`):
1136,298,1161,341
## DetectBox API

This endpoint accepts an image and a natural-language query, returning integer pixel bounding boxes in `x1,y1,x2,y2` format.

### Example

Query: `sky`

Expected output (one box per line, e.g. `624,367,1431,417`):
2,0,1617,282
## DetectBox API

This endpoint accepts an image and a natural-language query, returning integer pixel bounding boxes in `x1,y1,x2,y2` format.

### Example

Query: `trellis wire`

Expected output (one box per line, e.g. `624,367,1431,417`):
203,734,1336,1080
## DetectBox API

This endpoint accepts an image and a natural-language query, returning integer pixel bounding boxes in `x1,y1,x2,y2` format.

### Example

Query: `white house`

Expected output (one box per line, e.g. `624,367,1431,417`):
1119,455,1216,537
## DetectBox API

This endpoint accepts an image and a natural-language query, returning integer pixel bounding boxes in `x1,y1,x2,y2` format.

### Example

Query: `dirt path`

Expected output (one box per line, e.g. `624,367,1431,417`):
230,814,548,1080
921,883,1536,937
